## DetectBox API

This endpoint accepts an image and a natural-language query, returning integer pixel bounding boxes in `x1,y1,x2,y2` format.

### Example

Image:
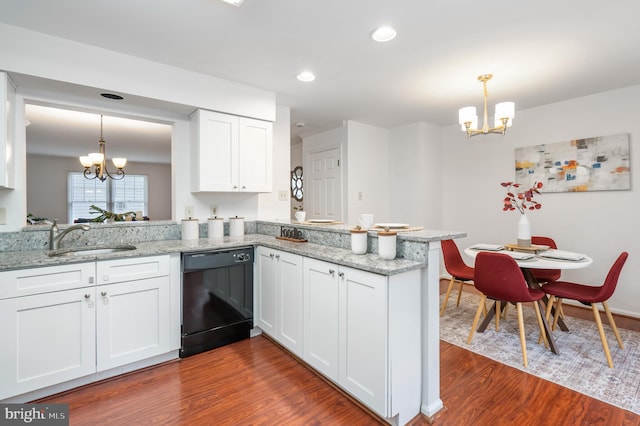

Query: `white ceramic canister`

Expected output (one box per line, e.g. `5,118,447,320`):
208,217,224,239
378,229,397,260
350,227,368,254
229,216,245,237
181,218,200,241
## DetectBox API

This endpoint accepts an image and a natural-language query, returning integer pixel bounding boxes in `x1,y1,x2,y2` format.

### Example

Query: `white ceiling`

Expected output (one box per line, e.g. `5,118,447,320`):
3,0,640,148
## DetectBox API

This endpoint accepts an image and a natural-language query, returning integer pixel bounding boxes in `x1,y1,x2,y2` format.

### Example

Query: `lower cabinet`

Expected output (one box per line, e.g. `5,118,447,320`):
0,255,176,401
255,247,303,356
0,286,96,399
303,257,422,424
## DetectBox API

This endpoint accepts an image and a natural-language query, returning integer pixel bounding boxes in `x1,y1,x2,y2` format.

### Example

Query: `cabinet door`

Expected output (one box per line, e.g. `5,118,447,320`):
192,110,238,192
339,266,388,415
254,246,277,335
0,71,16,189
303,257,339,381
276,250,303,356
96,276,171,372
238,117,272,192
0,288,96,399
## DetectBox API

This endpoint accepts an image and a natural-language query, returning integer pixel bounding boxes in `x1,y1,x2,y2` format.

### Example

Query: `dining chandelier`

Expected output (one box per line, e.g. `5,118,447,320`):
458,74,515,138
79,115,127,181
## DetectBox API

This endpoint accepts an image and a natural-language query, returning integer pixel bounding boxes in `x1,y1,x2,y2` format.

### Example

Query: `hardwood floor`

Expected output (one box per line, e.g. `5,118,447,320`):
36,333,639,425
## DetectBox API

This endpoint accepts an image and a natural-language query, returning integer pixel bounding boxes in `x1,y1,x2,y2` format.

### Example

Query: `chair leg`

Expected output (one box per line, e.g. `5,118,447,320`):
455,280,465,307
440,277,456,317
467,294,487,344
591,303,614,368
552,298,563,331
545,295,555,321
495,301,501,331
502,303,509,320
602,301,624,349
533,300,549,349
516,302,528,367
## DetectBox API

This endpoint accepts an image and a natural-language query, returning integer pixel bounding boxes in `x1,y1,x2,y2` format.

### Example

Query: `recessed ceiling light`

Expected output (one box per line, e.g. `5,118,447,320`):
297,71,316,82
371,26,397,42
221,0,244,6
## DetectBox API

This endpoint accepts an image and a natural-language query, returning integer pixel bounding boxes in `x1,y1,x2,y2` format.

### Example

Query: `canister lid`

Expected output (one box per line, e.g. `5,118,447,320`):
182,218,198,222
208,216,224,221
377,229,397,236
230,216,244,220
350,226,367,234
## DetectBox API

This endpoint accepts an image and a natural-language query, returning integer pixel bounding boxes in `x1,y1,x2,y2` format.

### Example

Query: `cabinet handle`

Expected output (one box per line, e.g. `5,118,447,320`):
101,291,110,305
88,276,94,284
329,269,335,276
101,291,107,296
242,186,246,190
84,293,94,308
233,185,238,189
103,275,109,281
270,253,274,259
275,254,280,260
338,272,345,278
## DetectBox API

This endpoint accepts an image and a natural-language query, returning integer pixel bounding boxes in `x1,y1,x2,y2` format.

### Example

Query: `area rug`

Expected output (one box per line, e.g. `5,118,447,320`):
439,292,640,415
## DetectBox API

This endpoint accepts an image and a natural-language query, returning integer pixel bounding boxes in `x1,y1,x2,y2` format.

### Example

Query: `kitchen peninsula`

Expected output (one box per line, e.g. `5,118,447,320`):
0,220,465,424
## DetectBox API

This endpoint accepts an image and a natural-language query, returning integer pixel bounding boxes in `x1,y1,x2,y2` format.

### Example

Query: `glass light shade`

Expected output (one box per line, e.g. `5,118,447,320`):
79,156,93,167
88,152,104,164
112,157,127,169
495,102,515,127
459,106,477,125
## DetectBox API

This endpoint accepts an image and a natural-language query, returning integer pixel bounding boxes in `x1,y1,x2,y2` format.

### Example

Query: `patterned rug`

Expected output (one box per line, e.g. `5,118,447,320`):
439,292,640,415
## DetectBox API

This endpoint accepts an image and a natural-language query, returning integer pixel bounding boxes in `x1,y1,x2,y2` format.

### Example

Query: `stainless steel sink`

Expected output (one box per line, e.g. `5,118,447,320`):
48,245,137,257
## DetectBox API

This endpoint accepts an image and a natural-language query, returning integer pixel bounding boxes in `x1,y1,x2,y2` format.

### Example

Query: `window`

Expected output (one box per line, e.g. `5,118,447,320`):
68,172,148,223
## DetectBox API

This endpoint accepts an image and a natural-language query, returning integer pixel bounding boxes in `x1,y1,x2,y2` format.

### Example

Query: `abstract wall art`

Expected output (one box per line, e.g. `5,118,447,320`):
514,133,630,192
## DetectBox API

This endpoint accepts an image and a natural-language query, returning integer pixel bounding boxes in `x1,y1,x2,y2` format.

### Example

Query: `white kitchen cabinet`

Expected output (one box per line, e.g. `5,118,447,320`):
96,255,171,371
0,71,16,188
302,257,422,424
0,263,96,400
255,246,303,356
0,254,177,401
302,257,340,379
191,109,272,193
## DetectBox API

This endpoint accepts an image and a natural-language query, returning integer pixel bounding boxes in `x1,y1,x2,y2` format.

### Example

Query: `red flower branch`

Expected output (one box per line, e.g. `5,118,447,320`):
501,181,543,214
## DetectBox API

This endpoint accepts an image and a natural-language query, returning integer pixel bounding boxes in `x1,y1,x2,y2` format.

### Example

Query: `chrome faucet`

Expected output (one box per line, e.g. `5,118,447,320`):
49,219,91,250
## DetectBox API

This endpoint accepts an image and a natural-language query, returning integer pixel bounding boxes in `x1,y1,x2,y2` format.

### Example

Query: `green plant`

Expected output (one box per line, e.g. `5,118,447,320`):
89,205,135,222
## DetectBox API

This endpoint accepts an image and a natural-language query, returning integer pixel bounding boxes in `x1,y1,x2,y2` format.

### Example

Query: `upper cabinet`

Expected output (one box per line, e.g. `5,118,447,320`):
0,71,16,189
191,109,273,193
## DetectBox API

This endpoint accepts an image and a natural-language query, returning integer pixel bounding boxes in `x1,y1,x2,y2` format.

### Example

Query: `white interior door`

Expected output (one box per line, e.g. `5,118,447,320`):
307,147,342,221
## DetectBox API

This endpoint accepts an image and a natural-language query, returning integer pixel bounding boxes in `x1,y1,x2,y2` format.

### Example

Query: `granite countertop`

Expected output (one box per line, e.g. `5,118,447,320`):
0,234,426,276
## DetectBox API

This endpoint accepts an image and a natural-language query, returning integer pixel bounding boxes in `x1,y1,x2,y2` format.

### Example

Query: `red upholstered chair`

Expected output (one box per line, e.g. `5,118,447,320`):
467,252,548,367
440,239,475,316
543,252,628,368
531,236,561,283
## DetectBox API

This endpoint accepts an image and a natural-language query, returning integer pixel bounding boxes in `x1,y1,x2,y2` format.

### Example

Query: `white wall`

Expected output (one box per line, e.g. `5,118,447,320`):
388,122,443,228
346,121,389,225
441,85,640,317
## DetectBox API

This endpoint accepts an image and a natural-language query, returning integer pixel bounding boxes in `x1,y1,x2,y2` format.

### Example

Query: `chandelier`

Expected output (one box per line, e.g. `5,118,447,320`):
458,74,515,138
79,115,127,181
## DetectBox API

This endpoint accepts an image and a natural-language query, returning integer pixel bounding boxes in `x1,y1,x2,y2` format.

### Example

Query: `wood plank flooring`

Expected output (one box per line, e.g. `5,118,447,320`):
36,334,639,425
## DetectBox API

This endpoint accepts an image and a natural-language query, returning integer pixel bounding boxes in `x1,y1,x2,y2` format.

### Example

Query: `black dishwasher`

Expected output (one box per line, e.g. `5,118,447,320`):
180,247,254,358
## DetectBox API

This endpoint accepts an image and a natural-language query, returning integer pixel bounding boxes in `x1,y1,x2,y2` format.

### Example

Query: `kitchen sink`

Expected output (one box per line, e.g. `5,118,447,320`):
48,245,137,257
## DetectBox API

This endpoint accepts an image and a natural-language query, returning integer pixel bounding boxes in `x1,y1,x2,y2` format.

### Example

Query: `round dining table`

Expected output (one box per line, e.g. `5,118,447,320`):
463,245,593,354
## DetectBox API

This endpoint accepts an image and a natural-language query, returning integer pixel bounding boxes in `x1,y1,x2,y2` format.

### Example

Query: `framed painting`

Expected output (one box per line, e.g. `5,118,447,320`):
514,133,630,192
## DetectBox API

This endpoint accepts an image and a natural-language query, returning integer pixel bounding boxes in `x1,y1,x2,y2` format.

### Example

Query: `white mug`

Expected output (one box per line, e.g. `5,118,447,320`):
359,213,374,229
295,211,306,223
